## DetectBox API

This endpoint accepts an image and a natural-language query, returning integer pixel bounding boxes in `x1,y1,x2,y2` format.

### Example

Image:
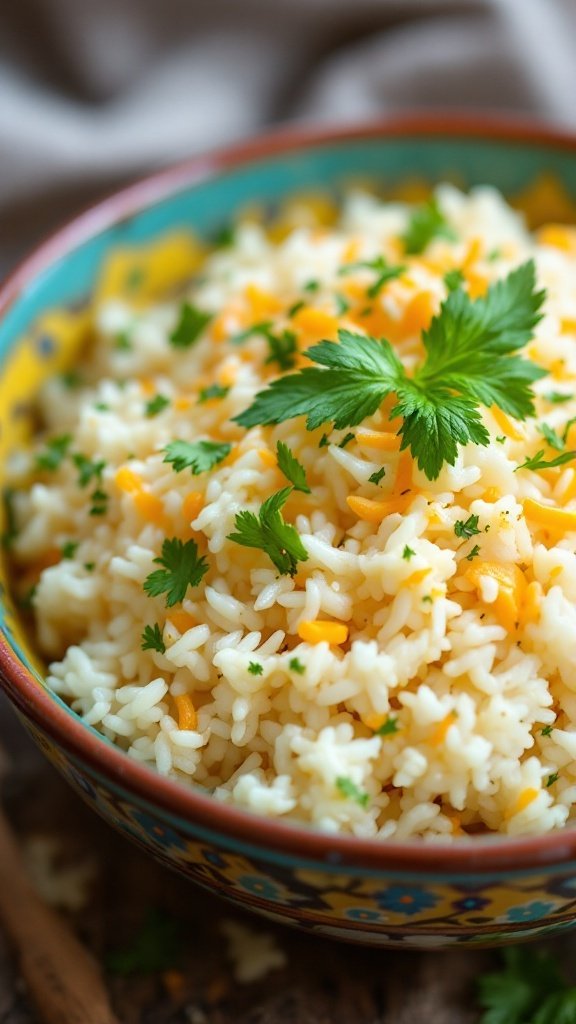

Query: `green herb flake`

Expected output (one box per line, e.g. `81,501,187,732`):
318,433,330,448
89,488,108,516
402,197,456,255
36,434,72,472
198,384,230,404
516,449,576,472
235,262,546,482
303,279,320,293
94,402,110,412
338,432,355,449
73,454,106,488
288,300,305,319
83,562,95,572
105,909,180,976
212,223,235,249
454,514,481,540
495,435,506,444
540,422,565,451
544,390,573,404
546,772,559,788
541,724,554,737
276,441,310,493
114,330,132,352
338,256,405,299
334,293,351,316
227,487,308,577
141,623,166,654
230,320,273,346
289,657,305,675
444,268,465,292
368,467,386,485
59,370,82,389
402,545,416,560
376,716,400,737
335,776,369,808
145,394,170,418
143,537,209,607
163,440,231,475
248,661,263,676
169,302,212,349
466,544,481,561
265,329,298,371
476,946,576,1024
61,541,79,560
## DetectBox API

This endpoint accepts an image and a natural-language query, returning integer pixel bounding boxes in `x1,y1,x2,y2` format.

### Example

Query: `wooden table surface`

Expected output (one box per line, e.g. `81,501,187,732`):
0,692,510,1024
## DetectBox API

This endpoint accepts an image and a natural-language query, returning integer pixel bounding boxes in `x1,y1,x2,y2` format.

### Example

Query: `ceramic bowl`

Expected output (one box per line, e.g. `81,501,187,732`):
2,116,576,949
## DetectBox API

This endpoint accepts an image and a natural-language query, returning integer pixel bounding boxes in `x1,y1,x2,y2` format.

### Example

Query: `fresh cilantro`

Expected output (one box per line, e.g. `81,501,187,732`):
466,544,481,561
402,197,456,254
444,268,465,292
248,661,263,676
368,467,386,485
230,321,272,346
289,657,305,674
546,772,559,787
84,562,95,572
476,946,576,1024
36,434,72,471
376,716,400,737
141,623,166,654
235,262,546,480
541,724,554,737
544,391,573,404
143,537,209,607
115,330,132,352
318,434,330,448
105,909,180,976
335,294,351,317
495,435,506,444
73,454,106,488
212,223,235,248
145,394,170,418
59,370,82,389
487,247,502,262
94,402,110,412
336,776,369,808
198,384,230,404
288,300,305,319
61,541,79,559
227,487,308,577
303,279,320,293
163,440,231,475
338,432,355,449
422,595,433,604
516,449,576,472
402,545,415,560
264,328,298,371
540,422,565,451
454,514,481,539
170,302,212,348
89,488,108,516
338,256,405,299
276,441,310,493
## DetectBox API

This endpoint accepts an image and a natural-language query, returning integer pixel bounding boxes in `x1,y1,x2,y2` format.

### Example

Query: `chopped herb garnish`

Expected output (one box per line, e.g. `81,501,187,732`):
376,716,400,737
338,432,355,449
368,467,386,485
338,256,405,299
288,300,305,319
466,544,481,561
476,946,576,1024
402,197,456,254
264,328,297,371
546,772,559,788
163,440,231,475
84,562,95,572
169,302,212,348
444,268,465,292
454,514,481,540
422,595,433,604
141,623,166,654
36,434,72,472
487,247,501,262
89,488,108,516
198,384,230,404
94,402,110,412
61,541,79,559
541,724,554,737
105,909,180,976
276,441,310,493
73,454,105,488
115,330,132,352
145,394,170,418
516,449,576,472
303,279,319,293
544,390,573,404
235,262,545,481
318,433,330,448
402,545,415,560
334,293,351,316
212,223,235,248
143,537,209,607
227,487,308,577
248,661,263,676
540,422,564,451
495,435,506,444
230,320,272,346
336,776,369,808
289,657,305,674
60,370,82,389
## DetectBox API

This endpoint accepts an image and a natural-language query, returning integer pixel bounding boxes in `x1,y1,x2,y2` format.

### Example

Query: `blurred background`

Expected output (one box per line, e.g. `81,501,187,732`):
2,0,576,275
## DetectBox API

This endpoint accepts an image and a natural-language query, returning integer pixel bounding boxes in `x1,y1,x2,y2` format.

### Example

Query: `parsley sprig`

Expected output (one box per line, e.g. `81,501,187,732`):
276,441,310,493
227,487,308,576
143,538,208,607
236,262,546,480
402,197,456,254
170,302,212,348
477,947,576,1024
163,440,231,475
338,256,405,298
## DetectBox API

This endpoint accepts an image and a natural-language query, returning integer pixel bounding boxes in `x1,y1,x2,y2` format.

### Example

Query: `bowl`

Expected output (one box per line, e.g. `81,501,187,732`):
2,115,576,950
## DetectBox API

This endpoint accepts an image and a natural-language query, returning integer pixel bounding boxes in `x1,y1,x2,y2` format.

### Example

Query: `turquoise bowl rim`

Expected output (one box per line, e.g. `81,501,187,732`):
3,112,576,875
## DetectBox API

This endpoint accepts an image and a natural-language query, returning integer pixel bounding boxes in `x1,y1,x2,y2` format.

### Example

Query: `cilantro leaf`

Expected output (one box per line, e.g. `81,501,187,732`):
170,302,212,348
368,467,386,485
444,268,465,292
402,197,456,254
230,321,273,346
544,390,573,404
143,538,208,607
248,661,263,676
454,514,481,539
477,947,568,1024
276,441,310,493
516,449,576,471
338,256,405,298
61,541,79,559
145,394,170,418
163,440,231,475
227,487,308,576
198,384,230,404
289,657,305,674
336,776,369,808
264,328,297,371
73,454,106,488
141,623,166,654
541,724,554,736
466,543,481,561
540,422,564,450
376,716,400,736
36,434,72,471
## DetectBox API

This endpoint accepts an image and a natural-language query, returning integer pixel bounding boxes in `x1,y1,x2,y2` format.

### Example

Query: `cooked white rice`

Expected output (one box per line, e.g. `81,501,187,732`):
10,184,576,840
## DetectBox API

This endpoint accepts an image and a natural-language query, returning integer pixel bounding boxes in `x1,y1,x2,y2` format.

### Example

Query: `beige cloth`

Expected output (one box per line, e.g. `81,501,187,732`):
1,0,576,269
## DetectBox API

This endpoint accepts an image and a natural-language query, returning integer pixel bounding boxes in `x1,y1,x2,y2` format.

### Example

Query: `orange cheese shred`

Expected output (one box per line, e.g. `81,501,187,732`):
356,429,401,451
466,561,527,633
168,610,197,634
430,711,457,747
133,490,166,527
182,491,204,523
174,693,197,731
491,406,525,441
347,494,411,523
258,448,278,469
506,787,539,819
115,466,142,494
297,620,349,645
524,497,576,534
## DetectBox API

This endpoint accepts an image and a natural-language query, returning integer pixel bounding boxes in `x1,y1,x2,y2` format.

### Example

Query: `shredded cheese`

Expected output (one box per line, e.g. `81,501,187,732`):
297,620,349,645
